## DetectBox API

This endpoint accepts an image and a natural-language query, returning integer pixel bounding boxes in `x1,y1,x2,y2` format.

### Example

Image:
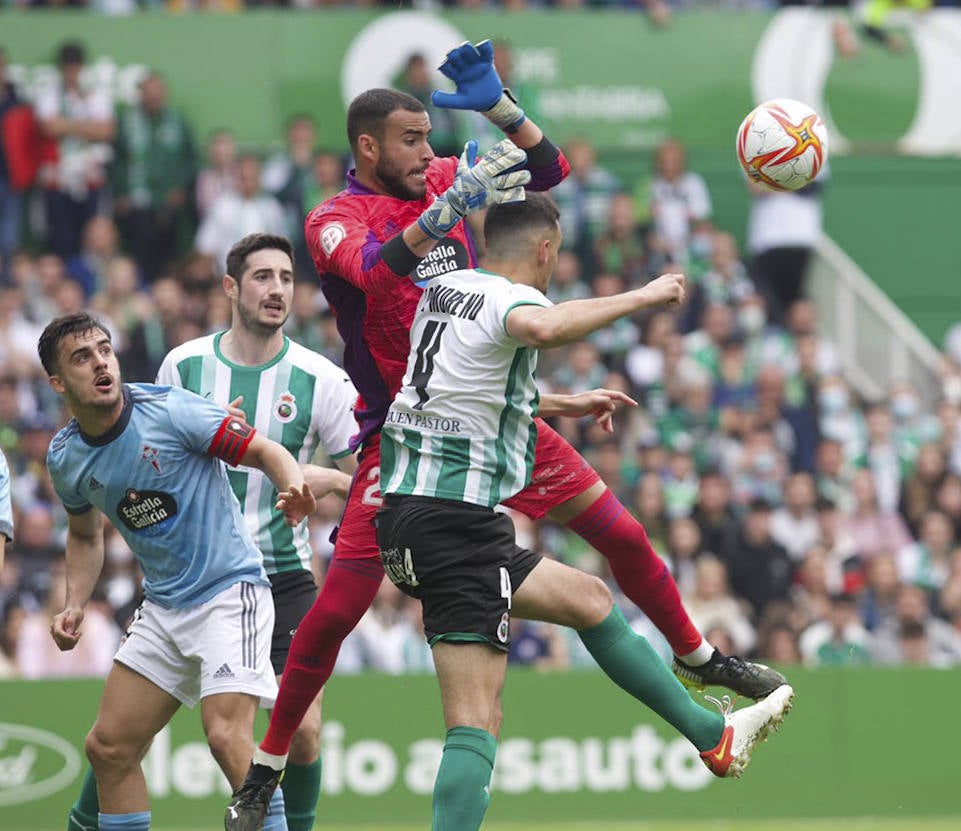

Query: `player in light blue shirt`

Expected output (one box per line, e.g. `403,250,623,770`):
0,448,12,572
47,382,267,609
41,312,314,831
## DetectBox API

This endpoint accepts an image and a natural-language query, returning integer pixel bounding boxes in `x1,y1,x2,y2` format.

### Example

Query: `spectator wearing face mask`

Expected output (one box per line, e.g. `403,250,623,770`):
817,374,866,463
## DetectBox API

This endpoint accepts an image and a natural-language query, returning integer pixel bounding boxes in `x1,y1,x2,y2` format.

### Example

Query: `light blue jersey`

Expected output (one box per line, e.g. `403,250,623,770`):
0,449,12,541
47,383,269,609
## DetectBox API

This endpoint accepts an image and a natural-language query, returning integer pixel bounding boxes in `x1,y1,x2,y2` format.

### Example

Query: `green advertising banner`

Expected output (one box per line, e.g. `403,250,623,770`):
1,668,959,828
1,8,957,156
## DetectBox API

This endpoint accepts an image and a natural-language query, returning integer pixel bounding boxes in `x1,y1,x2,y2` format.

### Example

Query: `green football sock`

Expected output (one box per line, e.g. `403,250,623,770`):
432,726,497,831
67,767,100,831
280,758,322,831
578,606,724,751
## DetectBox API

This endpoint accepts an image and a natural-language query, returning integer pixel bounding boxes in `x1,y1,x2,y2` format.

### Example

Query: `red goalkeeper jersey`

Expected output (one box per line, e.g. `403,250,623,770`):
305,149,569,451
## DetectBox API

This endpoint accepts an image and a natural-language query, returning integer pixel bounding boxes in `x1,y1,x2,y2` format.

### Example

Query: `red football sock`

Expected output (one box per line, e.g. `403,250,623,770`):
564,487,703,656
261,557,383,756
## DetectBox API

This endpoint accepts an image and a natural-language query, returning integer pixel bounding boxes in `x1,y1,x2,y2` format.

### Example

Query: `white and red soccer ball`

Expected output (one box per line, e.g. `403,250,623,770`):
736,98,829,192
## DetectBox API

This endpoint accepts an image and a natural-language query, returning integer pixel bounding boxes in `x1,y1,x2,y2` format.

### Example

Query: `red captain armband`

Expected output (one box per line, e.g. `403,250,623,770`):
208,416,256,467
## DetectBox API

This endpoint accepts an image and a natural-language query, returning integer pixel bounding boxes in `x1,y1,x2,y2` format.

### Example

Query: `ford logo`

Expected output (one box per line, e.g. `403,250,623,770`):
0,723,83,806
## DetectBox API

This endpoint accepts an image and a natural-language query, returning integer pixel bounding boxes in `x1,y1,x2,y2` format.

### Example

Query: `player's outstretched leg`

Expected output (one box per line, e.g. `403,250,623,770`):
512,558,794,777
513,559,723,751
553,483,786,699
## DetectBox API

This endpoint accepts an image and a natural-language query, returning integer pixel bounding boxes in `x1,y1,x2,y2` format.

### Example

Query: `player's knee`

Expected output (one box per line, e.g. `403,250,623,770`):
289,705,322,764
204,719,245,763
85,726,137,772
572,574,614,629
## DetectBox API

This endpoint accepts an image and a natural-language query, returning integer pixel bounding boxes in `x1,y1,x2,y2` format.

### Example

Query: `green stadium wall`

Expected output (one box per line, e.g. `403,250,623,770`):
2,9,960,341
1,668,959,826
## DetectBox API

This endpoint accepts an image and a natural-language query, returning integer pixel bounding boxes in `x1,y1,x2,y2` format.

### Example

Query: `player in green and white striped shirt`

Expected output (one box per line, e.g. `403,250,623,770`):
157,322,356,575
66,233,357,831
377,194,794,831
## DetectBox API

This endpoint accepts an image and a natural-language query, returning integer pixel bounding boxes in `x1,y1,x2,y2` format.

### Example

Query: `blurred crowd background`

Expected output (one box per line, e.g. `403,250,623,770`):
2,22,961,683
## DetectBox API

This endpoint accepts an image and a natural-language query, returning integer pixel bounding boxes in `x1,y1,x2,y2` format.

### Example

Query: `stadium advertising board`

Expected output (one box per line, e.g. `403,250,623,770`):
0,9,958,155
1,668,957,826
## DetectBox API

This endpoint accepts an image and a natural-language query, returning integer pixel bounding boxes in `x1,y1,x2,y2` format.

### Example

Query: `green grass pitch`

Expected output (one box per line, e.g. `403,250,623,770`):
19,820,955,831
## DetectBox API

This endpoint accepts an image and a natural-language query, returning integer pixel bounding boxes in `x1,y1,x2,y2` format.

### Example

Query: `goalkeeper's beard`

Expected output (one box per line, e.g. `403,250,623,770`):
375,156,428,202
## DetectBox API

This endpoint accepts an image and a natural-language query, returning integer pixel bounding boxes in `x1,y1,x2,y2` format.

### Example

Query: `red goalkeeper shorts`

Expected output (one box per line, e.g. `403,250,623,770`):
333,419,601,561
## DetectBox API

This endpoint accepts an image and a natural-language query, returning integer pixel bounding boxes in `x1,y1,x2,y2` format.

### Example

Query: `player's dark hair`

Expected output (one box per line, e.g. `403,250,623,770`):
225,233,295,283
346,88,425,152
38,312,111,376
484,192,560,257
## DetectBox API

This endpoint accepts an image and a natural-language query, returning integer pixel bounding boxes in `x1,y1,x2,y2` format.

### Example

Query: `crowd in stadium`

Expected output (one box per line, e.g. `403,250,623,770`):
2,33,961,683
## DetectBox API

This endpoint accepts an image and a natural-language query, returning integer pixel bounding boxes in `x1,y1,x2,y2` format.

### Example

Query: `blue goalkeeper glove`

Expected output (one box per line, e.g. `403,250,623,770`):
431,40,527,133
417,139,532,241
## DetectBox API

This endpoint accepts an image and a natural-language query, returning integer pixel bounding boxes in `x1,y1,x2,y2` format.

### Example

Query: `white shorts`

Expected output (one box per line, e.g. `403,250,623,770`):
115,581,278,709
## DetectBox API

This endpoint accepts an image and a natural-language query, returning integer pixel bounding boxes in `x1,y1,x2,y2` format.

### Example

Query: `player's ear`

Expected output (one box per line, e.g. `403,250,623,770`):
356,132,378,164
47,373,65,395
536,237,552,266
223,273,239,299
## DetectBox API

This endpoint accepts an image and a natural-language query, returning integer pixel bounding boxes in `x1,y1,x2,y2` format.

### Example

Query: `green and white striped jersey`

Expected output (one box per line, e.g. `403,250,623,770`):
381,268,551,508
156,332,357,574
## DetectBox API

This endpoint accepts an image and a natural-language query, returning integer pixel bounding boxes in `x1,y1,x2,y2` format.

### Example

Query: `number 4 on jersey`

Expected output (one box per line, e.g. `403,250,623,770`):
411,320,448,410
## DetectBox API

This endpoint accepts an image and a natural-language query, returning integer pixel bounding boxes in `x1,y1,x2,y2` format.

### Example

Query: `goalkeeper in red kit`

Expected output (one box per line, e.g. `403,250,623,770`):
226,39,786,829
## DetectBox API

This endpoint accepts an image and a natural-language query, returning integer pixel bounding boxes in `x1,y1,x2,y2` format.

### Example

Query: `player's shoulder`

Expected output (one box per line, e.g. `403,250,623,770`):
46,420,82,467
284,338,349,379
163,333,217,366
128,382,174,404
306,188,356,224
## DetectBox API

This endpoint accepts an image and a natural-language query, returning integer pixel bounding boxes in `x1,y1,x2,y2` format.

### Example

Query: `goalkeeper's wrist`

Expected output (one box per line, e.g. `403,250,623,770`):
417,196,464,241
483,90,527,134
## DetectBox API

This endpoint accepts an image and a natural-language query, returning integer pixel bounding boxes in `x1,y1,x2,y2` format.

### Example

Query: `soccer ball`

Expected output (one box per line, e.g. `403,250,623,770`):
735,98,829,192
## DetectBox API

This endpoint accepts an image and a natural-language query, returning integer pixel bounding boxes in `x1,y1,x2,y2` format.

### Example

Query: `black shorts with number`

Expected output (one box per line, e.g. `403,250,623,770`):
268,569,318,675
376,494,542,652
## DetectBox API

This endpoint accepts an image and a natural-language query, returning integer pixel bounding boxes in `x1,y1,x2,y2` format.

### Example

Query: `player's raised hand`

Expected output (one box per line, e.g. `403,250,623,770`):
642,273,687,308
432,40,527,132
275,482,316,526
432,40,503,112
50,607,85,651
560,389,639,434
418,139,531,240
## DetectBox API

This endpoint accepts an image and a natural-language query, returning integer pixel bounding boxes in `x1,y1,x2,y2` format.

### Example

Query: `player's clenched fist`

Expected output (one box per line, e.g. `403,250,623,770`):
417,139,531,240
50,607,85,651
643,273,687,308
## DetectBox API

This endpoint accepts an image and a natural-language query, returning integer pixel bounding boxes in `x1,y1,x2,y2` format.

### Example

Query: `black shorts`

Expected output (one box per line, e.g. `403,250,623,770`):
268,569,318,675
376,495,541,653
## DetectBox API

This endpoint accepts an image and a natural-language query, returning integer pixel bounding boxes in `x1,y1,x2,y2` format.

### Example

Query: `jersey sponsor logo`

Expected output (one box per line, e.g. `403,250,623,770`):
320,222,346,255
141,445,162,473
273,391,298,424
116,488,178,533
413,239,469,282
384,410,462,433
